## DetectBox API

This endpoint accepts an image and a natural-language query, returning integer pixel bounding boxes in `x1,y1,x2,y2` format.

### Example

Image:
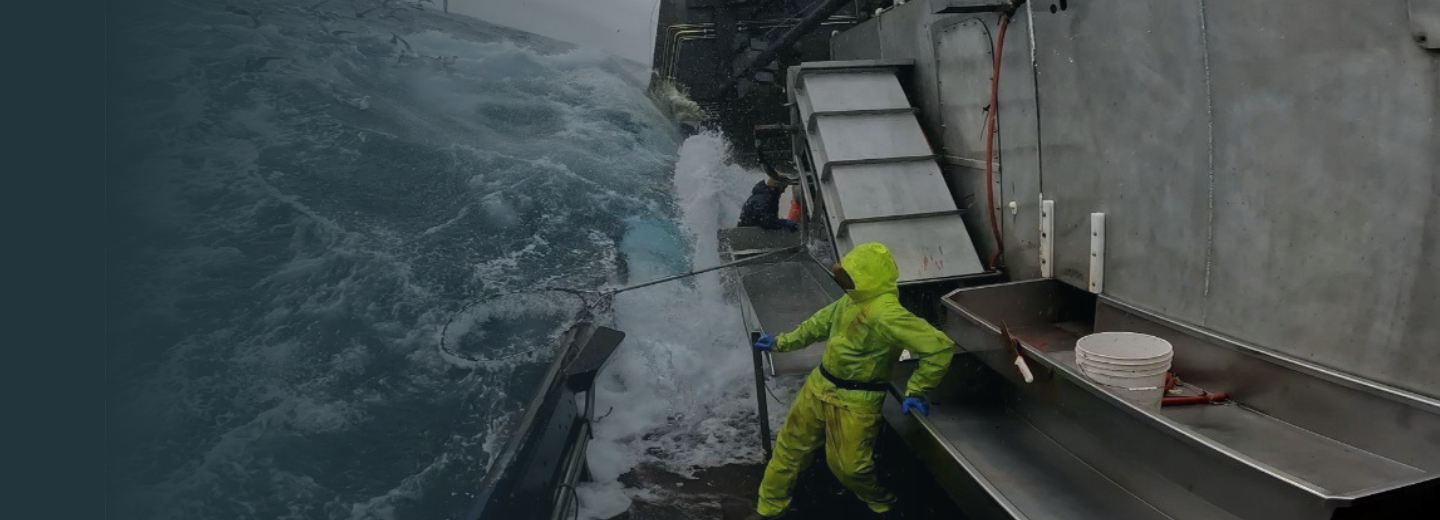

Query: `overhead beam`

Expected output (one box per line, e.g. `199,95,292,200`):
929,0,1015,14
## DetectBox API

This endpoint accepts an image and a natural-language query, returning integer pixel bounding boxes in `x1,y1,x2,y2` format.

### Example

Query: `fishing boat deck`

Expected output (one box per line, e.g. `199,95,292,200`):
614,426,971,520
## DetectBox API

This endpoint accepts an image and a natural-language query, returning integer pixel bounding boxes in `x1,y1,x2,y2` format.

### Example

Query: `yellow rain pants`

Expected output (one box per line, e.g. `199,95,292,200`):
756,373,893,515
755,242,955,517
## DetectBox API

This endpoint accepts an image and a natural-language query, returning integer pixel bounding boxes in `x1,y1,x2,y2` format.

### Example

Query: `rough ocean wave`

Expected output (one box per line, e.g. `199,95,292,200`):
107,1,781,519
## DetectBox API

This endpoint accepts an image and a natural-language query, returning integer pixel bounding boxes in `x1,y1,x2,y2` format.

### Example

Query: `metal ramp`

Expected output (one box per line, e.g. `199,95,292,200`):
718,227,843,376
788,60,985,284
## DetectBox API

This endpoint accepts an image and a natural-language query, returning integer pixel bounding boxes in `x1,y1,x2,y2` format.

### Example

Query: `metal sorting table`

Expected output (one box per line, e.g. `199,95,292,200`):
719,226,844,377
884,279,1440,520
738,259,845,375
885,359,1193,520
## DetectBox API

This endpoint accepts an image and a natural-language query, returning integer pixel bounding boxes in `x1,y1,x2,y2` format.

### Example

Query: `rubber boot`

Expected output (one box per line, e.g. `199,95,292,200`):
874,501,904,520
743,510,785,520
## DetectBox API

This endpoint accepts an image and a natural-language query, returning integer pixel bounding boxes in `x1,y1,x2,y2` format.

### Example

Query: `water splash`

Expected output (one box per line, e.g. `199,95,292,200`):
577,133,785,519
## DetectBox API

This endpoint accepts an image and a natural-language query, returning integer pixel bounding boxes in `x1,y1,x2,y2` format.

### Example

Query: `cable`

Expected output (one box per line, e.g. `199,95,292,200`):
762,379,785,404
439,246,806,364
983,12,1012,270
1025,0,1045,201
600,245,803,296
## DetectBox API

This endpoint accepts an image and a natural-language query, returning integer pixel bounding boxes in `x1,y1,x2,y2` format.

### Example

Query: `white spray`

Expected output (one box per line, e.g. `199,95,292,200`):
575,132,789,519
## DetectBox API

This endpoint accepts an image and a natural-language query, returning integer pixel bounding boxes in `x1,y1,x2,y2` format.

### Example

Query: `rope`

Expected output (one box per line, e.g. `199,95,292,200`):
437,288,601,366
438,246,805,364
556,482,581,520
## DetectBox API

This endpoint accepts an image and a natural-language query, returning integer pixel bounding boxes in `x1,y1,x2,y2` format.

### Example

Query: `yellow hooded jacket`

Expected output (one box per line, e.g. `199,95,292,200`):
772,243,955,411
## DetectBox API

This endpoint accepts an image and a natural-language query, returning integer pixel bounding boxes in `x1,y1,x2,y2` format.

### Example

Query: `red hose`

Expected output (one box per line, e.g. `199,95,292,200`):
1161,392,1229,407
983,13,1011,270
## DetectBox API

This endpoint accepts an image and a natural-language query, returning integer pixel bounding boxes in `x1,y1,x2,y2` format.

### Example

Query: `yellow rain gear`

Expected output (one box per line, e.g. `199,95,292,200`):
756,242,955,516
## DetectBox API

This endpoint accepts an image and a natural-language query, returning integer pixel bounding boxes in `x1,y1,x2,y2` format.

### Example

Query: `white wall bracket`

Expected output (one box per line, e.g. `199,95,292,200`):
1039,199,1054,278
1089,212,1105,293
1409,0,1440,49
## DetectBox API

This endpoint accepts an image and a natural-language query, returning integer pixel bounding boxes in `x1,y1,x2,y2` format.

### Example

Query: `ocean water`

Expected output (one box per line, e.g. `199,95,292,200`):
107,1,772,519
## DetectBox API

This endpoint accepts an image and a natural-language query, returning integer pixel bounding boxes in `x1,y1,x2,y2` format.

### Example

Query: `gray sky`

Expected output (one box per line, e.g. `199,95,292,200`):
450,0,660,63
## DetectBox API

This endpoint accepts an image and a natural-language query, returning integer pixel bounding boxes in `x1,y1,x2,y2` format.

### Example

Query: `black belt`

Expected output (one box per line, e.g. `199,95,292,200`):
819,365,889,392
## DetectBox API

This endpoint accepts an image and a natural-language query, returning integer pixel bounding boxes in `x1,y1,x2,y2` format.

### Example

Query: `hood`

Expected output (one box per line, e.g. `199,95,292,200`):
753,179,781,194
840,242,899,301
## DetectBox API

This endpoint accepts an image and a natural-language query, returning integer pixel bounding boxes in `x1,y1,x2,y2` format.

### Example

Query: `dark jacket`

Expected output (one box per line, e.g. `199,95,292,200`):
739,180,785,229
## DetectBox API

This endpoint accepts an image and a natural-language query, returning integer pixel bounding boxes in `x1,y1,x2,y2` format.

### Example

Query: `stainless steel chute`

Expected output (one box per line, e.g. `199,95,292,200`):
788,61,987,284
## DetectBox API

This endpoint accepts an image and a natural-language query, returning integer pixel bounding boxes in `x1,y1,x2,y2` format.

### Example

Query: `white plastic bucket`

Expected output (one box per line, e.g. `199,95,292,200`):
1075,349,1172,371
1077,331,1174,360
1075,347,1172,365
1075,332,1173,409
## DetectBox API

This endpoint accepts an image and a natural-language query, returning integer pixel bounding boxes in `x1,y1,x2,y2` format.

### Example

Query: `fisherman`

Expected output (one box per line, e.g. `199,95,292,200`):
737,149,797,231
747,242,955,519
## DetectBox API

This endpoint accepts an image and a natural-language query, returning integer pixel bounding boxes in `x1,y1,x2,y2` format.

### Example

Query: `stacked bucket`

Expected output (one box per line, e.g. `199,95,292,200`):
1076,332,1174,410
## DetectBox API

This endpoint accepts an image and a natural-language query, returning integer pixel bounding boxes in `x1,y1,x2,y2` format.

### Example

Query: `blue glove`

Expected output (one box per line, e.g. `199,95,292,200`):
778,219,798,231
901,396,930,416
753,334,775,351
